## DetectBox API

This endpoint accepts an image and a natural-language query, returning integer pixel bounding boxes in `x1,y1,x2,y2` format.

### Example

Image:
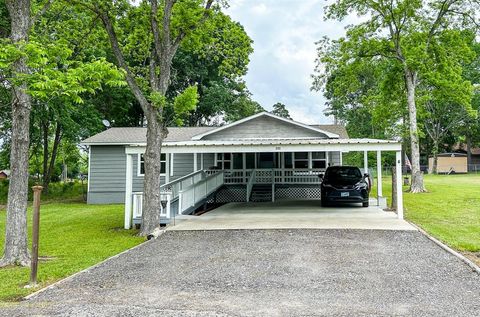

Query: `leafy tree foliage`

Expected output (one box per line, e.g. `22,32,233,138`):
0,0,124,267
271,102,291,119
315,0,480,190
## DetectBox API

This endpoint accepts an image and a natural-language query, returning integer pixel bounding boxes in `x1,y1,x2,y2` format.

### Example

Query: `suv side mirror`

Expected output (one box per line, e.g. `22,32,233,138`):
318,173,324,179
364,173,369,178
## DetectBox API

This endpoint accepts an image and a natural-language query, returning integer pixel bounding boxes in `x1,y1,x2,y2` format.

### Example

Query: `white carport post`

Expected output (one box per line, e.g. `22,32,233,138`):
395,151,404,219
124,153,133,229
376,151,383,203
363,151,368,174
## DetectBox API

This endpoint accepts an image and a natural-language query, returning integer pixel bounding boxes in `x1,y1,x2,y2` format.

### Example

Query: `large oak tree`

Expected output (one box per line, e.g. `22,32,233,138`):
315,0,479,192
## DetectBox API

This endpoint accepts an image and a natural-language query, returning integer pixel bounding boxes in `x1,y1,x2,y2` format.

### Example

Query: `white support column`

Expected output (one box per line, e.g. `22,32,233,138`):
165,153,170,183
124,154,133,229
376,151,383,197
339,151,343,166
200,153,204,170
193,153,198,171
395,151,404,219
376,151,383,207
364,150,368,174
87,147,91,193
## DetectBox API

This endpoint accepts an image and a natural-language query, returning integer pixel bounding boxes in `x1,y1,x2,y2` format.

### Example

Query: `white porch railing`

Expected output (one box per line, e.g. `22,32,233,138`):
132,191,171,220
131,170,213,223
129,168,325,227
246,169,255,202
161,170,205,198
224,168,325,185
178,171,225,214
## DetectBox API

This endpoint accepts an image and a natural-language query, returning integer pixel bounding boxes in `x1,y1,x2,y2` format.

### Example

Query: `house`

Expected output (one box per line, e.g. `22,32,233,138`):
428,153,468,174
0,170,10,180
453,144,480,172
82,112,403,229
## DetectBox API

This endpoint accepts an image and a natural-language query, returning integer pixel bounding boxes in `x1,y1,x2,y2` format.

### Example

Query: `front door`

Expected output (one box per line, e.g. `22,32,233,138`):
257,152,280,169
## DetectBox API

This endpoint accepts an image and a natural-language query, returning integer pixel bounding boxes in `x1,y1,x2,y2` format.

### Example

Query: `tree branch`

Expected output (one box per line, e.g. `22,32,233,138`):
96,8,150,113
31,0,55,27
171,0,214,50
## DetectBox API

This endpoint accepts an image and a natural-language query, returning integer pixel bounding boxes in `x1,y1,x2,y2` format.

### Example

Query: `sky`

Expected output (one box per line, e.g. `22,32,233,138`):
226,0,352,124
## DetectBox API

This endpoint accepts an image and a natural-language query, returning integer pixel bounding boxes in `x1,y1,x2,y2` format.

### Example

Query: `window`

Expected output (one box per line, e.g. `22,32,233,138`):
216,153,232,170
233,153,243,169
284,153,293,168
312,152,326,169
138,153,166,176
294,152,309,169
246,153,255,169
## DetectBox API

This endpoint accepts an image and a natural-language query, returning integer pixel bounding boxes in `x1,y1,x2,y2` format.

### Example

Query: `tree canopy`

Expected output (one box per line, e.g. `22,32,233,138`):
315,0,480,190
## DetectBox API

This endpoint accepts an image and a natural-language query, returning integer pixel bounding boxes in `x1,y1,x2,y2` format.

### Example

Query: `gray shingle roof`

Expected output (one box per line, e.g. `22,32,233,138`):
82,124,348,145
310,125,349,139
82,127,216,144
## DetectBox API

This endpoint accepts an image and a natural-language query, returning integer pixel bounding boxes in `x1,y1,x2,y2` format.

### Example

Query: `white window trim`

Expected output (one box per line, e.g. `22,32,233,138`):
137,153,167,177
311,151,327,169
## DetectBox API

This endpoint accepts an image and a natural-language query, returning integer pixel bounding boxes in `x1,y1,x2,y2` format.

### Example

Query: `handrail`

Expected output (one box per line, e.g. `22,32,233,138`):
178,170,224,214
160,169,204,191
246,169,256,202
160,169,205,199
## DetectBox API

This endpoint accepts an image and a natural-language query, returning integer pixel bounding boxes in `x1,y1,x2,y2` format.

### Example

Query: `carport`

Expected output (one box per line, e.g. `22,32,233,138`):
168,200,414,231
119,113,405,228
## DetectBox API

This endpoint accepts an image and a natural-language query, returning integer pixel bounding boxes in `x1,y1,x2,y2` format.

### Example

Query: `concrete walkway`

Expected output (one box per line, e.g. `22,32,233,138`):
168,200,415,231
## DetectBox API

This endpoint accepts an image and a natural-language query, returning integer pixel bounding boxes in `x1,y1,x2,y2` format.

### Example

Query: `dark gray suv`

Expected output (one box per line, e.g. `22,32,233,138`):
320,166,371,207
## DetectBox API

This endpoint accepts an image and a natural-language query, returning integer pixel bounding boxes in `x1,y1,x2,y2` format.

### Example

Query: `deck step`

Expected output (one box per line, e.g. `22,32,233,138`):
250,184,273,202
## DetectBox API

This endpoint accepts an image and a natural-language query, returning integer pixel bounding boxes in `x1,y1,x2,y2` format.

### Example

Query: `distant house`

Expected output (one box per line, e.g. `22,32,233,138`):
0,170,10,180
453,144,480,171
82,112,404,229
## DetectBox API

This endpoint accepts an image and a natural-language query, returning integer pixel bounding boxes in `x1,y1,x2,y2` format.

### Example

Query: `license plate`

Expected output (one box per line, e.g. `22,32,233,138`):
341,192,349,197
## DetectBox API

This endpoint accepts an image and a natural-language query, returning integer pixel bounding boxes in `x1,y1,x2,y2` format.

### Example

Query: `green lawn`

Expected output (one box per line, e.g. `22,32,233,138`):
379,174,480,252
0,203,143,302
0,174,478,301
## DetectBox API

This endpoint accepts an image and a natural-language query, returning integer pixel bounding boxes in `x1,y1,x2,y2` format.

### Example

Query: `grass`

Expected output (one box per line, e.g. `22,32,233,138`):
0,174,478,301
378,173,480,253
0,203,143,302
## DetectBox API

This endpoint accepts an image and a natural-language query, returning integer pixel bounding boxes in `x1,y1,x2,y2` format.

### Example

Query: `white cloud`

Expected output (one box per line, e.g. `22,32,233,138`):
251,3,268,15
226,0,351,124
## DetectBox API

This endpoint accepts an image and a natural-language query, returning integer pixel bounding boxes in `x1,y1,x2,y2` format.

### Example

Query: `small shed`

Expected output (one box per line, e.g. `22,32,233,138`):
428,153,467,174
0,170,10,180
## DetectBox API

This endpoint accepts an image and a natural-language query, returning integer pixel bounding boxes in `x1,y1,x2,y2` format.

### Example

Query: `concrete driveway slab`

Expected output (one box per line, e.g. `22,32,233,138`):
169,201,415,231
1,230,478,316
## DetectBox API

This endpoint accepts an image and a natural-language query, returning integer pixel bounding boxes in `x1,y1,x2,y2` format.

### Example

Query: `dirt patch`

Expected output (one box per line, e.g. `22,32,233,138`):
463,252,480,267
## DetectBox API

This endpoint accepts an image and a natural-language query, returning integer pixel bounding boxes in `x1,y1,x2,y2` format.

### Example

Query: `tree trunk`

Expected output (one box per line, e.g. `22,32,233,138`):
391,167,397,210
139,108,164,236
404,69,426,193
431,140,439,174
466,136,472,172
43,123,62,193
0,0,32,267
42,120,49,184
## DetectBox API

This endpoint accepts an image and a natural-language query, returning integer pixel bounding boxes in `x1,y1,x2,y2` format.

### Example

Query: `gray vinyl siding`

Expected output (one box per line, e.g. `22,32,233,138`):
88,145,126,204
329,151,341,166
172,153,194,180
202,115,329,140
87,145,166,204
133,154,166,191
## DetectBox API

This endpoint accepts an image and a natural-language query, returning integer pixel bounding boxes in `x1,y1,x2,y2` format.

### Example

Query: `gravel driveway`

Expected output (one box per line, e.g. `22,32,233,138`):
1,230,479,316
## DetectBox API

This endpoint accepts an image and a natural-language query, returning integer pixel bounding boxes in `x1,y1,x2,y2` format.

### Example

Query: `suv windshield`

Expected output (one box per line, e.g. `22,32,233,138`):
325,166,362,182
